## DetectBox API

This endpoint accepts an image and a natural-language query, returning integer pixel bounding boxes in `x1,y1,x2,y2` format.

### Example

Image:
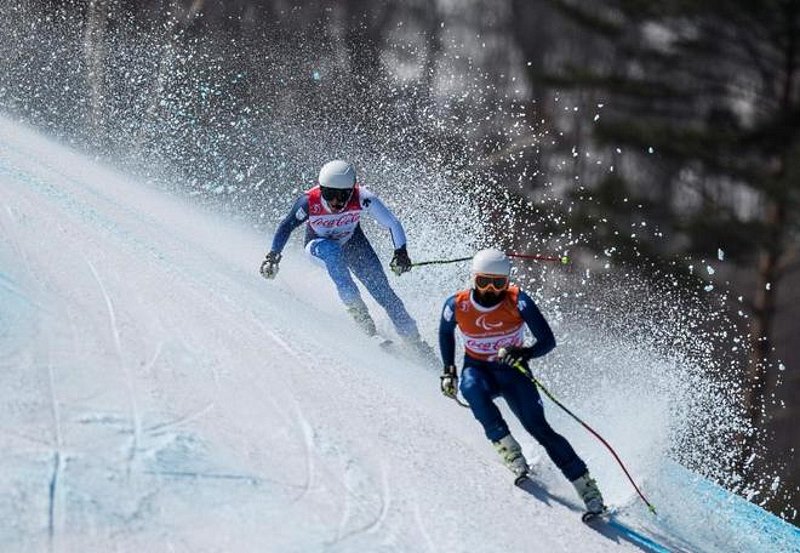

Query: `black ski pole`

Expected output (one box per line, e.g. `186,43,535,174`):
412,252,569,269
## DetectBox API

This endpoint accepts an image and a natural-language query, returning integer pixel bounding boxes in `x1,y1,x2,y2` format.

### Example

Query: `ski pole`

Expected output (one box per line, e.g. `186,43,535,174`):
451,395,470,408
500,351,657,515
411,255,473,268
411,252,569,268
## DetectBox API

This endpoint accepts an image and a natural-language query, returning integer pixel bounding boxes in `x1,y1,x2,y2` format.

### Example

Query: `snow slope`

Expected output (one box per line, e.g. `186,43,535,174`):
1,116,798,552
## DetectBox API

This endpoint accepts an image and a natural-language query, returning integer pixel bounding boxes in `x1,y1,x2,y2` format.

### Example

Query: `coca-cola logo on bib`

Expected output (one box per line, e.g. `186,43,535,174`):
465,335,521,354
312,212,360,228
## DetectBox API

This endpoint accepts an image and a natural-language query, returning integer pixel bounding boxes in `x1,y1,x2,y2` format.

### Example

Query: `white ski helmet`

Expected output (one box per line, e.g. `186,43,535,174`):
319,160,356,189
471,248,511,277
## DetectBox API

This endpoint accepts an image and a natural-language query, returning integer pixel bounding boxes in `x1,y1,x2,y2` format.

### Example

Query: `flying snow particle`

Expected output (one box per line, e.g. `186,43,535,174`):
706,266,715,275
717,248,725,261
704,284,714,292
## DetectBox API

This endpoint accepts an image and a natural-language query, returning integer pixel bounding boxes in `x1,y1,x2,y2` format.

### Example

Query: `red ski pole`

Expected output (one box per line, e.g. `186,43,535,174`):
505,252,570,265
500,351,657,515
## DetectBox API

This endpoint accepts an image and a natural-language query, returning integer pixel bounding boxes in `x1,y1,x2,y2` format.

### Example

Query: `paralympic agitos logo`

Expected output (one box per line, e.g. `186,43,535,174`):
476,314,502,331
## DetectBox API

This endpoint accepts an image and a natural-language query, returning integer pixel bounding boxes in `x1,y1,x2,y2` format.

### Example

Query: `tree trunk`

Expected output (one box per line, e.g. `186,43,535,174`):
83,0,110,136
743,199,785,472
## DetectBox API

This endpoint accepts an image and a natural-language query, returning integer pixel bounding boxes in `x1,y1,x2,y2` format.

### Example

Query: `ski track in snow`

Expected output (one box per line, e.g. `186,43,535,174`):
45,356,63,546
84,256,142,472
1,116,796,552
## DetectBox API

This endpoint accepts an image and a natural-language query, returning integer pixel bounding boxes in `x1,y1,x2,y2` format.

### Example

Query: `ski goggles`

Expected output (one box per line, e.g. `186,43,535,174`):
474,273,509,292
320,186,353,204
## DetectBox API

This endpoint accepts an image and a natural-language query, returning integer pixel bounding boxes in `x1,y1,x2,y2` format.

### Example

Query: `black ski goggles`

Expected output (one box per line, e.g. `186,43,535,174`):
474,274,509,292
320,186,352,204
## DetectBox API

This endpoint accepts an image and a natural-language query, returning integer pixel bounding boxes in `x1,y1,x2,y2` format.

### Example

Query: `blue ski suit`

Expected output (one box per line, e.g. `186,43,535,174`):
269,185,419,338
439,287,587,481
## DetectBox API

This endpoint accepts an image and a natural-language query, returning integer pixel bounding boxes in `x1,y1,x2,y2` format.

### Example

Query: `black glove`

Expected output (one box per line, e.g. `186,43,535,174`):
390,246,412,276
260,251,281,279
498,346,535,369
440,365,458,398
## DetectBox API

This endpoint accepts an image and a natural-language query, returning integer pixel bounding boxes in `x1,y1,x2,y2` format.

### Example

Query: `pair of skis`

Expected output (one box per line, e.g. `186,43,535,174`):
513,473,674,552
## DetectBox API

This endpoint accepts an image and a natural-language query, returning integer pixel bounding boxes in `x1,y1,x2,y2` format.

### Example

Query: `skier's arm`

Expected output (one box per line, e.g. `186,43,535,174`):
359,189,407,249
438,295,458,367
270,196,309,254
518,290,556,358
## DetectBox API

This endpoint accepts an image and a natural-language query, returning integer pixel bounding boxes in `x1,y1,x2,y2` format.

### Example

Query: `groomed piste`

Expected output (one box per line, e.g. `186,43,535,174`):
1,117,798,552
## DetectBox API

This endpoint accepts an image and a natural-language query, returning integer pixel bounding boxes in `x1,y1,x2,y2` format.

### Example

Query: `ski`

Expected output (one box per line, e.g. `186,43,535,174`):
581,507,611,523
378,338,394,350
513,471,676,551
514,473,530,487
581,508,675,553
369,334,394,350
516,474,608,522
513,472,611,524
511,456,544,489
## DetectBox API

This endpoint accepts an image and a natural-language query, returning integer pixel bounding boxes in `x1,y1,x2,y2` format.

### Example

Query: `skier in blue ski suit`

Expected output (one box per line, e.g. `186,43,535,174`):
438,249,605,514
259,160,428,350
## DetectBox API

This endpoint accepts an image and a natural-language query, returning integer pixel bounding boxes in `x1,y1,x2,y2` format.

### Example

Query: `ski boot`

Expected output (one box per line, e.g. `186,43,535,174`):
346,301,377,337
492,434,530,484
572,471,605,518
403,336,439,366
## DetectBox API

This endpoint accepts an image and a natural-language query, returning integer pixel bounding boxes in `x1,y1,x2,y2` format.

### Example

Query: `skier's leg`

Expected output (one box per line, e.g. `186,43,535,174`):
459,365,510,441
307,238,376,335
462,365,529,477
499,369,587,481
307,238,361,304
344,230,419,339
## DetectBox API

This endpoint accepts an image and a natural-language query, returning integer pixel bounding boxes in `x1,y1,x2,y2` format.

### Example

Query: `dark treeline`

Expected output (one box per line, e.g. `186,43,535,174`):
1,0,798,523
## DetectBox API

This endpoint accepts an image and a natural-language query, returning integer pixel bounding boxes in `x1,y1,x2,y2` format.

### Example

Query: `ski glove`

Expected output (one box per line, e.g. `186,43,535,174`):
440,365,458,398
390,246,412,276
498,346,535,370
260,251,281,280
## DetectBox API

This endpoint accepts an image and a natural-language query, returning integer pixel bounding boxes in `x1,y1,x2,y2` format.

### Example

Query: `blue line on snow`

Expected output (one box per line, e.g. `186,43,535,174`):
605,517,672,553
665,461,800,551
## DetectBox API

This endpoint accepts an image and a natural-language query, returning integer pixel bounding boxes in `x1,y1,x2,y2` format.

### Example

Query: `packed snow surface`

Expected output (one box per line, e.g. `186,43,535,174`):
1,117,798,552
